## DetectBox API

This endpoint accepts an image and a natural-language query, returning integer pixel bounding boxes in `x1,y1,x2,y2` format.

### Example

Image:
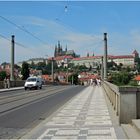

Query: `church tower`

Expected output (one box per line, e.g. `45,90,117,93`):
54,45,57,57
65,45,67,52
132,50,139,58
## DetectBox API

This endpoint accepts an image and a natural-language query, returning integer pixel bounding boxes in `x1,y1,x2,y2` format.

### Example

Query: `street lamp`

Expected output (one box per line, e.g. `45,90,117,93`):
66,67,71,83
104,33,108,80
10,35,15,81
51,57,54,83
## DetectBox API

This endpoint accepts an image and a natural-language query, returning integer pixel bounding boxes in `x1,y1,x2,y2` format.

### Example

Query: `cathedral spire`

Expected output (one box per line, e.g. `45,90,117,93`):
65,45,67,52
87,52,89,57
54,45,57,57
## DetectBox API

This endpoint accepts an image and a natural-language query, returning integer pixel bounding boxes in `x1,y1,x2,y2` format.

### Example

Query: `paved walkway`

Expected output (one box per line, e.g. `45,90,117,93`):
25,86,123,139
0,87,23,93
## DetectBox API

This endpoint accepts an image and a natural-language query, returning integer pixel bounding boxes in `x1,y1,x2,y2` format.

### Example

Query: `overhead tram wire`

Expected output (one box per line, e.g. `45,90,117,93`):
0,15,48,46
0,34,10,42
0,34,27,48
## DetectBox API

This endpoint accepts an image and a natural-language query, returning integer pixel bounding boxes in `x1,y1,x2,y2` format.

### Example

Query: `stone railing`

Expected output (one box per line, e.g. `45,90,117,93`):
0,80,25,89
102,81,140,124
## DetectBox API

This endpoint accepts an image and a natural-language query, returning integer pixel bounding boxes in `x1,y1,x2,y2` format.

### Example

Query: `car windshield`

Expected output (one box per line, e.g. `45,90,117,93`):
27,78,36,82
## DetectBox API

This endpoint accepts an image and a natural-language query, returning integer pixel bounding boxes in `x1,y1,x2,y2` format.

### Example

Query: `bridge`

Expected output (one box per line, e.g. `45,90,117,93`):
0,82,140,139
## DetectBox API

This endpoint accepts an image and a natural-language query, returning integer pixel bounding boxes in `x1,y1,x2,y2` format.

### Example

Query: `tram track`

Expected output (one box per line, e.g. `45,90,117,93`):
0,86,68,105
0,85,73,115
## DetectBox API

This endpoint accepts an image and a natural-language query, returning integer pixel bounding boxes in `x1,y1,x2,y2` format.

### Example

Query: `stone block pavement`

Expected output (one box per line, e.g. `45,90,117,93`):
24,86,126,139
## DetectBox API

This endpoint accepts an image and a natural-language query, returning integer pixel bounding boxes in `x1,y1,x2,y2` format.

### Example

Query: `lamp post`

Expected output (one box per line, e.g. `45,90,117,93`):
10,35,15,81
51,57,54,83
104,33,108,80
72,75,74,85
66,68,69,83
101,56,104,80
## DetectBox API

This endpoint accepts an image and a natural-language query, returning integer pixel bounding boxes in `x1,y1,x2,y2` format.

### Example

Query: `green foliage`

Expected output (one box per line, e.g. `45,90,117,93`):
68,63,74,68
29,61,36,69
129,80,138,86
136,64,140,73
135,57,140,64
68,73,79,85
0,71,7,81
14,64,21,69
37,62,46,68
111,71,132,86
21,62,30,80
135,57,140,73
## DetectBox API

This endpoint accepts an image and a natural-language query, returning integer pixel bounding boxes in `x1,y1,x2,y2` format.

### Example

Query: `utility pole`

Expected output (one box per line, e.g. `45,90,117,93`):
51,57,54,83
101,56,104,80
66,69,68,83
104,33,108,80
72,75,74,85
10,35,15,81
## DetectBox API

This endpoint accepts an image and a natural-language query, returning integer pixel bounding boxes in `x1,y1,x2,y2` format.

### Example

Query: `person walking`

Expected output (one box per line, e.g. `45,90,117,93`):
7,78,10,89
4,78,7,88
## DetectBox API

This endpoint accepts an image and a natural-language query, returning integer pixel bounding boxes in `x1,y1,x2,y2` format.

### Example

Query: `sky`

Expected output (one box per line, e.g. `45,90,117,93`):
0,1,140,64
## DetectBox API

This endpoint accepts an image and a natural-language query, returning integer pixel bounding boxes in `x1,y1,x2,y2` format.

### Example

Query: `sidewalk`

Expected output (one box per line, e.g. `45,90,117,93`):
23,86,126,139
0,87,24,93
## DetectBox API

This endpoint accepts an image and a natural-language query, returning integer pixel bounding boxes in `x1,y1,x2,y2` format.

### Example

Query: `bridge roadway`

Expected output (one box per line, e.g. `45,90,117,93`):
23,86,127,139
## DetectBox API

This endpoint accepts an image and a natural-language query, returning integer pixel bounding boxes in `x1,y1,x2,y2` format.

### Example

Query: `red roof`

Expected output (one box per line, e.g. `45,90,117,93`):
42,75,51,80
48,55,73,61
73,56,101,61
134,75,140,81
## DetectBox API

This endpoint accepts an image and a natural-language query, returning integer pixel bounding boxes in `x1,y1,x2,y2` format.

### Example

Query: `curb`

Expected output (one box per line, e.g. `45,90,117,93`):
0,87,24,93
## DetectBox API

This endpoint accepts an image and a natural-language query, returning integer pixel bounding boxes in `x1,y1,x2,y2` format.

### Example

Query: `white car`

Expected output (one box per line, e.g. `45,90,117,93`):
24,77,42,90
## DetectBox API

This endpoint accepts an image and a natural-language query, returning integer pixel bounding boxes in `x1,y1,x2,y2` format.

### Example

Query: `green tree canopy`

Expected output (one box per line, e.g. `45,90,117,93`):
21,62,30,80
110,71,132,86
0,71,7,81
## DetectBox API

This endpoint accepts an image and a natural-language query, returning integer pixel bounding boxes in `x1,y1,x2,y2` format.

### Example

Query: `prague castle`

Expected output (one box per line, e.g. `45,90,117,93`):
54,41,77,58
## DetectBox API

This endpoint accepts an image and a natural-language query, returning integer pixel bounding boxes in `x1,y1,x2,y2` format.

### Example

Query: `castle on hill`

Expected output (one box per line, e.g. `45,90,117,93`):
54,41,79,58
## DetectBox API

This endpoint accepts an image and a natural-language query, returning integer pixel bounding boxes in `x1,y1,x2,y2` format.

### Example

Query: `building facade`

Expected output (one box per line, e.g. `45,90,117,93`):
71,56,101,68
71,51,138,68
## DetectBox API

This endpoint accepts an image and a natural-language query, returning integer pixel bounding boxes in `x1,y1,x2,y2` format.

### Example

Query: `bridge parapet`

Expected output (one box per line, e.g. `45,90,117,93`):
102,81,140,124
0,80,25,89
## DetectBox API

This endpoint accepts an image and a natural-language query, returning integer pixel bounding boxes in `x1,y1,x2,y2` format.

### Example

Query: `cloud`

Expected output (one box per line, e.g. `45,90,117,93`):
0,38,11,64
107,31,140,55
1,15,140,64
9,16,104,57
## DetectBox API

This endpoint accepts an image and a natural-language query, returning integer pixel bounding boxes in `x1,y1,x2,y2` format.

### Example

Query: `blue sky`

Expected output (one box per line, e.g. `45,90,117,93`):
0,1,140,64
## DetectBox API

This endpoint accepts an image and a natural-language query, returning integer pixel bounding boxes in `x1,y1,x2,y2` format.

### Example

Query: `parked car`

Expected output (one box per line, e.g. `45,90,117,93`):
24,77,42,90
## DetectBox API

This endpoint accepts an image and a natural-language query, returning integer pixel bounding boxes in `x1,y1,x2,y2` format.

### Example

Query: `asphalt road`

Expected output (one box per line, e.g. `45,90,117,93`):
0,85,85,139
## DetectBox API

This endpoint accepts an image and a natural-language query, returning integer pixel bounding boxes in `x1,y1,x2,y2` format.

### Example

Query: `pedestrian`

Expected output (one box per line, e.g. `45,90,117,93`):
7,78,10,89
90,79,93,86
94,79,97,86
98,78,101,86
4,78,7,88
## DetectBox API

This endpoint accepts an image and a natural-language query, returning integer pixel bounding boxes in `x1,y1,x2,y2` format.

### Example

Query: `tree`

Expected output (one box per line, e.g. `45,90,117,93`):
0,71,7,81
14,64,21,69
21,62,30,80
43,60,58,75
135,57,140,73
110,71,132,86
37,62,46,68
29,61,36,69
69,73,79,85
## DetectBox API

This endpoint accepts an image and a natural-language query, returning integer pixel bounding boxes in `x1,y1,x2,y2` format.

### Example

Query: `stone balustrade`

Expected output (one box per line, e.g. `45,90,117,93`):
102,81,140,124
0,80,25,89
